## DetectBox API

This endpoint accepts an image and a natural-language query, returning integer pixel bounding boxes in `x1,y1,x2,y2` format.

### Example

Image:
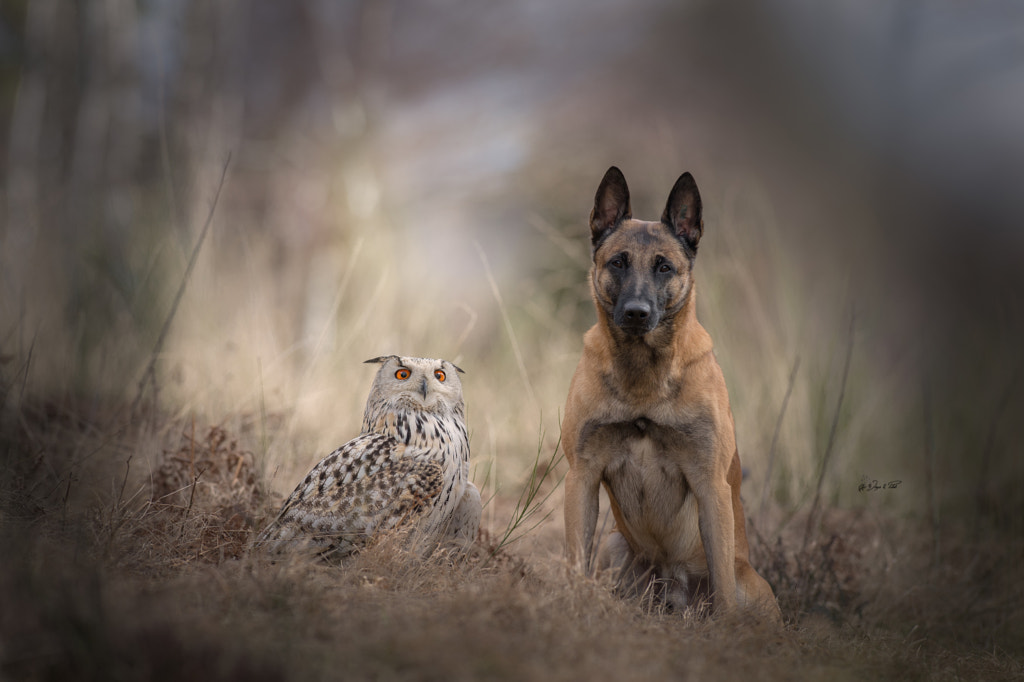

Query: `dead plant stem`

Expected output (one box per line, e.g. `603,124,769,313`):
801,310,855,556
760,355,800,522
132,153,232,416
971,367,1019,539
922,380,940,566
474,241,539,414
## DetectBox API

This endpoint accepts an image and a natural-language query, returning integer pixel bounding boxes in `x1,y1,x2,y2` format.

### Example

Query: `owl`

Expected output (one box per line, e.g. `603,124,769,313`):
256,355,480,558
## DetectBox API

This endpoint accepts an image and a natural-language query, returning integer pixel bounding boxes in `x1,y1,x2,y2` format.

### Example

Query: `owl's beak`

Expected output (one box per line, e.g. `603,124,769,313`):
419,377,429,400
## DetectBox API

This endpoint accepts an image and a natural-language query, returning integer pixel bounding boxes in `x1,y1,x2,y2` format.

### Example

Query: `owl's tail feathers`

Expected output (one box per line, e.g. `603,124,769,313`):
252,522,364,559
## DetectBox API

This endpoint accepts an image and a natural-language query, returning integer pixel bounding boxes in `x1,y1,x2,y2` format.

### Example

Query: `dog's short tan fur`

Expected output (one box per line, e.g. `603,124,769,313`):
563,167,780,619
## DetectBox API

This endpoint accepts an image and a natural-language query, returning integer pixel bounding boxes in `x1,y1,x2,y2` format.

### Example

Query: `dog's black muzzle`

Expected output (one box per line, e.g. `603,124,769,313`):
614,297,660,335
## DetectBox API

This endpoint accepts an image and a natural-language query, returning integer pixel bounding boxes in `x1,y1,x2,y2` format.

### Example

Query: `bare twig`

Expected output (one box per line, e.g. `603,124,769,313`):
922,380,940,566
451,303,478,361
258,357,269,471
179,466,208,541
760,355,801,522
303,236,365,375
529,212,590,269
801,310,855,555
493,430,565,554
971,366,1019,539
117,455,132,510
189,414,196,481
37,420,132,504
132,153,232,415
103,455,135,555
157,48,187,254
61,475,74,523
16,333,35,414
474,241,539,414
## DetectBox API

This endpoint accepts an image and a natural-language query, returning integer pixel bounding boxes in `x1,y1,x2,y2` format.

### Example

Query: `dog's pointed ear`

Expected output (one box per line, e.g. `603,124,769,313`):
662,172,703,252
590,166,631,248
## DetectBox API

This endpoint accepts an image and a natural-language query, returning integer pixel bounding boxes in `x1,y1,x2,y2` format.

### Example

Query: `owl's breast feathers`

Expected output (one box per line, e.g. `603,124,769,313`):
365,404,471,537
362,401,469,458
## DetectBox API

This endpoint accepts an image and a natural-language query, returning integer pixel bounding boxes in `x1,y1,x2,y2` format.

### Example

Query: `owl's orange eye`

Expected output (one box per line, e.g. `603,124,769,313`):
395,368,411,380
434,369,446,382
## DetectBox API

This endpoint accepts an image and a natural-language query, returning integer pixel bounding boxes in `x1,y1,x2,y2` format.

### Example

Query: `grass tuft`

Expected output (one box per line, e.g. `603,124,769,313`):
2,395,1023,680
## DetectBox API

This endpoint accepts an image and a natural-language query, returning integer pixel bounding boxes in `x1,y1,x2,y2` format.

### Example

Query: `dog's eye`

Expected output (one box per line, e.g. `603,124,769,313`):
434,369,446,382
609,257,625,269
658,263,673,273
395,368,411,380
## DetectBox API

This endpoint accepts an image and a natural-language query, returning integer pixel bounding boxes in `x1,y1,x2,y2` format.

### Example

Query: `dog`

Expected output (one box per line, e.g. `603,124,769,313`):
562,166,780,619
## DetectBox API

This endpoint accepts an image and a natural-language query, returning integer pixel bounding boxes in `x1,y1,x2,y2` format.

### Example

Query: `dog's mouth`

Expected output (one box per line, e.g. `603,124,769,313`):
617,320,653,336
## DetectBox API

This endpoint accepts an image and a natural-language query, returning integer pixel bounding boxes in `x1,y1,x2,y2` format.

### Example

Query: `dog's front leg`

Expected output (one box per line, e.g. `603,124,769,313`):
564,465,601,575
687,460,738,613
701,482,737,612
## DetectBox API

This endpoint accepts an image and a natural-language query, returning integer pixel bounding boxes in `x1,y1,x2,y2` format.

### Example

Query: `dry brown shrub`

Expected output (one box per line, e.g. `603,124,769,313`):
152,421,265,512
749,508,880,623
99,420,281,571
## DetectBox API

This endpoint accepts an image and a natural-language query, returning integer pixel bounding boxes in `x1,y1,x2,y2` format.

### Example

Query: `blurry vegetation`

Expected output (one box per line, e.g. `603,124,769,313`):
2,1,1024,680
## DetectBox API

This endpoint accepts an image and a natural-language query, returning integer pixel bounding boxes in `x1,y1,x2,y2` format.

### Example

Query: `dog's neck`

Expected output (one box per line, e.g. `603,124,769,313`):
598,283,713,400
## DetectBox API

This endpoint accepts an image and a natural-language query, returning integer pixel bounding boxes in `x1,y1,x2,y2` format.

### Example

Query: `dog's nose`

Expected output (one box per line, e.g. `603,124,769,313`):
622,302,651,324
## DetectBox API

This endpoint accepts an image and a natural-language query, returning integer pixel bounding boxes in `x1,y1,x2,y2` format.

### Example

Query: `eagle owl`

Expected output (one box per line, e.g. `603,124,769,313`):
256,355,480,558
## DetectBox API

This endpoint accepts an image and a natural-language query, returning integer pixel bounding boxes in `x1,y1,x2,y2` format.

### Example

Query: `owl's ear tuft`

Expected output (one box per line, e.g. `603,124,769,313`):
450,362,465,374
364,355,397,365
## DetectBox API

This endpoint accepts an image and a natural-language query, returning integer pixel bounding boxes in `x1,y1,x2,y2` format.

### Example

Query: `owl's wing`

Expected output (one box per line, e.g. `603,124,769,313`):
256,433,443,557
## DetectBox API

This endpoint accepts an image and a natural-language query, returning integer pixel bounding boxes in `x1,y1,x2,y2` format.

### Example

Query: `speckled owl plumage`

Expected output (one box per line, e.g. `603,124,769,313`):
256,356,480,558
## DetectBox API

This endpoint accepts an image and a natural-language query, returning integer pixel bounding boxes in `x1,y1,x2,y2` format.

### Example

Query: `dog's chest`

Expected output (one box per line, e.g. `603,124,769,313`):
589,416,708,564
600,418,689,501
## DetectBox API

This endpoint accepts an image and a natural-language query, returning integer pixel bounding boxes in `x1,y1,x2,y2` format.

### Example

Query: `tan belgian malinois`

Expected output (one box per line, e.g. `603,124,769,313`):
562,166,780,619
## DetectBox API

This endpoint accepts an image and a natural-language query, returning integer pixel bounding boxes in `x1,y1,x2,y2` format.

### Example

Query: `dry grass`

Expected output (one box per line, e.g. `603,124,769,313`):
2,399,1022,682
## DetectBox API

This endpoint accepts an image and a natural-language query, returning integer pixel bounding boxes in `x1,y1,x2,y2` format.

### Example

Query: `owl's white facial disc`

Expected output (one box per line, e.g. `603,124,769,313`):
366,355,464,413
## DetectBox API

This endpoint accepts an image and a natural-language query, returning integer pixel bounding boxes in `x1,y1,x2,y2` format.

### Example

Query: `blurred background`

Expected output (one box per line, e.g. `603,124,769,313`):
2,0,1023,535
